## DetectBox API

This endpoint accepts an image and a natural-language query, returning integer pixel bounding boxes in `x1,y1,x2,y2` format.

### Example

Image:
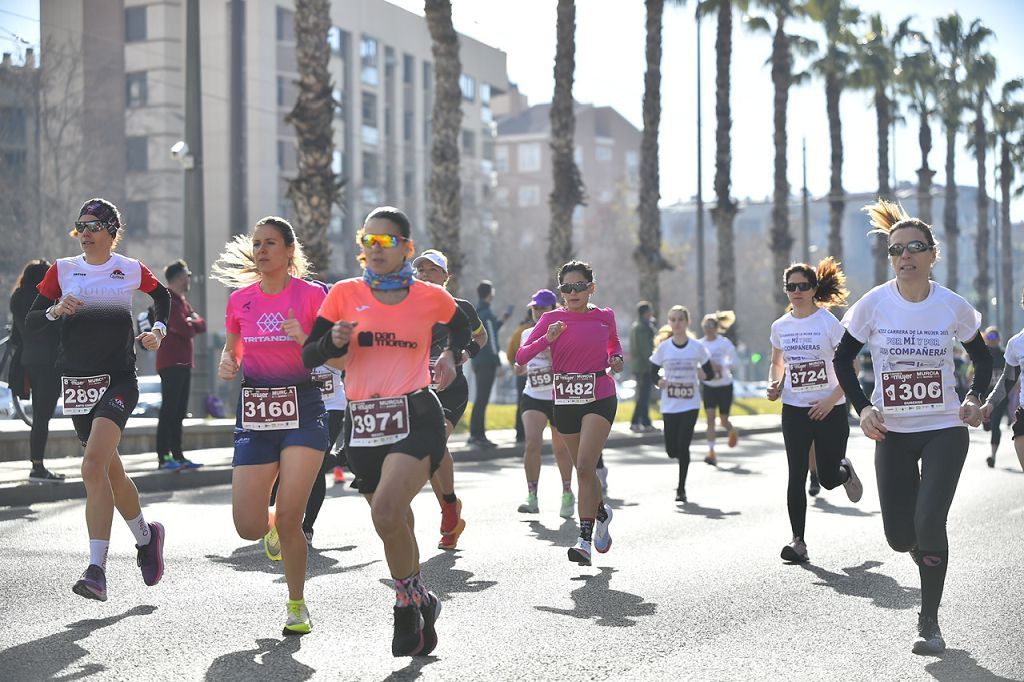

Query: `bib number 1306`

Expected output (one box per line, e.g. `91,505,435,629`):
241,386,299,430
553,373,596,405
881,369,944,413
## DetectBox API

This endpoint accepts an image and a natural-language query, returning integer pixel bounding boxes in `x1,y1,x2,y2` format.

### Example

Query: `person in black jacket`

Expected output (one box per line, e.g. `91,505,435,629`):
9,259,64,482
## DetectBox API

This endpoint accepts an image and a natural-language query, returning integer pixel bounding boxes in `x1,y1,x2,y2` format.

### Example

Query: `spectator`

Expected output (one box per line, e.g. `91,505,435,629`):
469,280,510,447
9,259,64,482
506,307,535,443
155,259,206,470
629,301,657,432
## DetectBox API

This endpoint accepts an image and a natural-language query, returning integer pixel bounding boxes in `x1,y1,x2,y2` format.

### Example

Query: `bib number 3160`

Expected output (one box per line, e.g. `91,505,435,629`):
349,396,411,447
241,386,299,431
553,373,596,405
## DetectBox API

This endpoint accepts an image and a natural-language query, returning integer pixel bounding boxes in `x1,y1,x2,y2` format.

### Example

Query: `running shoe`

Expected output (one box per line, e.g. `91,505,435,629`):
781,537,809,563
72,564,107,601
136,521,165,586
179,459,204,470
418,591,442,656
593,504,613,554
158,458,183,472
333,466,346,483
675,489,687,503
840,458,863,503
517,493,539,514
912,613,946,655
264,523,282,561
283,600,312,636
596,466,609,495
392,604,425,657
438,499,465,550
727,427,739,448
303,529,314,546
559,491,575,519
28,467,66,482
704,450,718,466
567,538,592,566
986,455,996,468
808,471,821,497
629,423,643,433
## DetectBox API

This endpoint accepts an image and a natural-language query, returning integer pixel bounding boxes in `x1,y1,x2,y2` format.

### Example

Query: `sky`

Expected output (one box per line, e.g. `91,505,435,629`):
4,0,1023,215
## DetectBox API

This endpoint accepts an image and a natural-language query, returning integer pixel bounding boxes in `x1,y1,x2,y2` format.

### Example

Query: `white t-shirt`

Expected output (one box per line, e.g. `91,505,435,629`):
312,365,347,411
769,307,846,408
650,337,711,414
519,326,554,401
842,280,981,433
1001,329,1024,408
699,335,737,387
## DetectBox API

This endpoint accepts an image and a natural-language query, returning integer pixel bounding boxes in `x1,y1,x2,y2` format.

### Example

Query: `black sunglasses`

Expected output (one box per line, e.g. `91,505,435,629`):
558,281,591,294
785,282,814,292
74,220,112,234
887,240,931,257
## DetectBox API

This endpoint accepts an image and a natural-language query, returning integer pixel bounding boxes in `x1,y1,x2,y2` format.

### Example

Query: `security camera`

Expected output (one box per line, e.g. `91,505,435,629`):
170,141,194,169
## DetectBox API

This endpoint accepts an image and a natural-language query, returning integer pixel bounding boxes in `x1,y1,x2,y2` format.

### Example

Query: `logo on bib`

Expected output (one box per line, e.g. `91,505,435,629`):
257,312,286,334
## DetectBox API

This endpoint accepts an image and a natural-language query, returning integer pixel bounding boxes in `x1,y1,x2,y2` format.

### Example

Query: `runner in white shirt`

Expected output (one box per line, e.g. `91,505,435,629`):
699,311,739,464
833,200,991,656
982,287,1024,472
766,257,863,564
649,306,714,503
513,289,575,518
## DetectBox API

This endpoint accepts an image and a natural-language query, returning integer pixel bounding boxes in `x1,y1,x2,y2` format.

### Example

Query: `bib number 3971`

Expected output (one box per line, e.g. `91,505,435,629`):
241,386,299,431
881,369,944,413
553,373,596,405
62,375,111,415
789,360,829,393
349,396,411,447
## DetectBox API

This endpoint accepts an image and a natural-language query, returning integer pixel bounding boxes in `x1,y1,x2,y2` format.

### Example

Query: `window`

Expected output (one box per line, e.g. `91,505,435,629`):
385,47,395,80
333,89,344,119
361,36,379,86
277,140,286,170
403,54,414,84
0,108,27,145
494,145,508,172
329,207,343,235
327,26,342,54
495,187,509,207
517,142,541,173
126,72,147,108
126,136,148,172
518,185,540,207
423,61,432,91
361,92,378,144
276,7,293,42
459,74,476,102
123,201,148,234
625,150,639,181
596,145,612,162
480,83,491,106
403,111,413,141
277,76,285,107
403,171,414,197
362,152,379,187
462,129,475,157
125,7,146,42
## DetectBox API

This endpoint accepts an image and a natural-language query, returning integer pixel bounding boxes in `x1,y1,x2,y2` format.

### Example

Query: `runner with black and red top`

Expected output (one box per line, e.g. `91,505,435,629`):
303,206,471,657
26,198,170,602
833,200,991,656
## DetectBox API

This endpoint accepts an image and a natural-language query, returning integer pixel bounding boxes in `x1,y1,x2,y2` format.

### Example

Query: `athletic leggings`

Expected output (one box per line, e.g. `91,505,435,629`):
270,409,345,533
988,398,1009,448
26,363,60,464
663,410,699,492
781,403,850,540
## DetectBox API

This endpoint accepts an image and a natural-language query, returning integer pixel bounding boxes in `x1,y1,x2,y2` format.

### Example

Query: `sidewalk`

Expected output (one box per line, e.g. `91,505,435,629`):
0,414,782,508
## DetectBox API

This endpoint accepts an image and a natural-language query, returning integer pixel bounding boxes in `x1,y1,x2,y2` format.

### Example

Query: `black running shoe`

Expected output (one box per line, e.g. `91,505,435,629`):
912,613,945,655
418,592,442,656
392,604,425,657
986,455,995,468
675,489,687,503
29,467,66,482
808,472,820,497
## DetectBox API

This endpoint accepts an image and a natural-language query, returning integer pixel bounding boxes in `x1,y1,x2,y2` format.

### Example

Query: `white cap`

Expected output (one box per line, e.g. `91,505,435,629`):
412,249,448,273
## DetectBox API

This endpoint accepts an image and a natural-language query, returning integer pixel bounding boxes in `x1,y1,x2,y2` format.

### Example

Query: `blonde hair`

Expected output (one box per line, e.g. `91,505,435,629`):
210,216,311,289
863,199,939,257
701,310,736,333
656,305,695,344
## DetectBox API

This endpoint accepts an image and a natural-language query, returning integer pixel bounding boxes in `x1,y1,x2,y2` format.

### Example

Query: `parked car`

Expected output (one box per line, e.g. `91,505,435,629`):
0,383,16,419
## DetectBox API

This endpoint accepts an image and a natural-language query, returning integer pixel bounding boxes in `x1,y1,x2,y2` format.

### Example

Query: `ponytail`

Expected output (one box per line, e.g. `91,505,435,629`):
702,310,735,333
812,257,848,309
863,199,939,256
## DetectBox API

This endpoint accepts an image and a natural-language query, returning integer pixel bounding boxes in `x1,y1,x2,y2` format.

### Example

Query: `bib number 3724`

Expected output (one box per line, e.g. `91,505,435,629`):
62,375,111,415
241,386,299,431
881,369,944,414
789,360,829,393
553,373,596,405
349,396,411,447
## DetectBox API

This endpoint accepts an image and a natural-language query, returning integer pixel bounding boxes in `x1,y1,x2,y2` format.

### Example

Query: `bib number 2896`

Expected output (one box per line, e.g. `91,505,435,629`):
62,375,111,415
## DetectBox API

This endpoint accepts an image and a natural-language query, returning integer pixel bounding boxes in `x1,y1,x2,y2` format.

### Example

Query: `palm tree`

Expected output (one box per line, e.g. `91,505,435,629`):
425,0,465,286
851,14,901,285
286,0,340,274
992,79,1023,333
965,46,996,318
744,1,815,310
894,28,938,225
806,0,860,264
634,0,675,311
548,0,585,277
934,14,992,292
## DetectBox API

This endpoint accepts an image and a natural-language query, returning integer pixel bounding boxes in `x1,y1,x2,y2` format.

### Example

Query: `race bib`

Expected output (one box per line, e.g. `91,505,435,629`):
349,396,411,447
789,360,829,393
62,375,111,415
241,386,299,431
881,369,944,414
553,373,596,405
665,383,695,400
528,367,554,390
312,369,336,399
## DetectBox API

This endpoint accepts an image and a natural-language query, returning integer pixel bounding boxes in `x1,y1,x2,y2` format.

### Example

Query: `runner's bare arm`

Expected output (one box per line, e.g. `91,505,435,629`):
219,333,242,380
767,347,784,400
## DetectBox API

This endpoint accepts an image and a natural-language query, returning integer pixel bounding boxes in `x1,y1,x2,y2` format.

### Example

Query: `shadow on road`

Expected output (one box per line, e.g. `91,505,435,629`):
274,551,378,585
925,648,1017,681
0,506,38,523
675,501,741,520
382,656,439,681
205,636,314,681
0,604,157,680
414,551,497,601
811,496,879,518
712,463,757,476
535,567,657,627
523,518,578,546
800,560,919,610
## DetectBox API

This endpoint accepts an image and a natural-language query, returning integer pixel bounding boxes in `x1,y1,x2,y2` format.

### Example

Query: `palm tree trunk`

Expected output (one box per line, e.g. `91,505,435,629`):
769,15,793,311
285,0,339,275
635,0,668,311
425,0,464,287
548,0,585,277
943,124,959,290
973,102,989,319
872,85,891,285
712,0,737,315
998,135,1014,334
916,113,934,225
825,72,844,263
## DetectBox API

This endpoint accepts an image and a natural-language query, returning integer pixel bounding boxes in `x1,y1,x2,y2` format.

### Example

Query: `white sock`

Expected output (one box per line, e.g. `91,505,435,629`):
89,539,109,569
126,513,151,546
707,439,716,450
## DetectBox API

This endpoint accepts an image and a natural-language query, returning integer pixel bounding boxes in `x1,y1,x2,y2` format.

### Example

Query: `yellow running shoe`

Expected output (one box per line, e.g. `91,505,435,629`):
283,599,312,635
264,524,282,561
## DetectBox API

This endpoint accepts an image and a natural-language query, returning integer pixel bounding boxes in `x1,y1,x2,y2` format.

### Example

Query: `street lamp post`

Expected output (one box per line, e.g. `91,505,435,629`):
696,13,706,316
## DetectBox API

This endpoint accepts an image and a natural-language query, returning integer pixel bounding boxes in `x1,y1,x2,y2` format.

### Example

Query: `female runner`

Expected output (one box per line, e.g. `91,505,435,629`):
698,311,739,464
